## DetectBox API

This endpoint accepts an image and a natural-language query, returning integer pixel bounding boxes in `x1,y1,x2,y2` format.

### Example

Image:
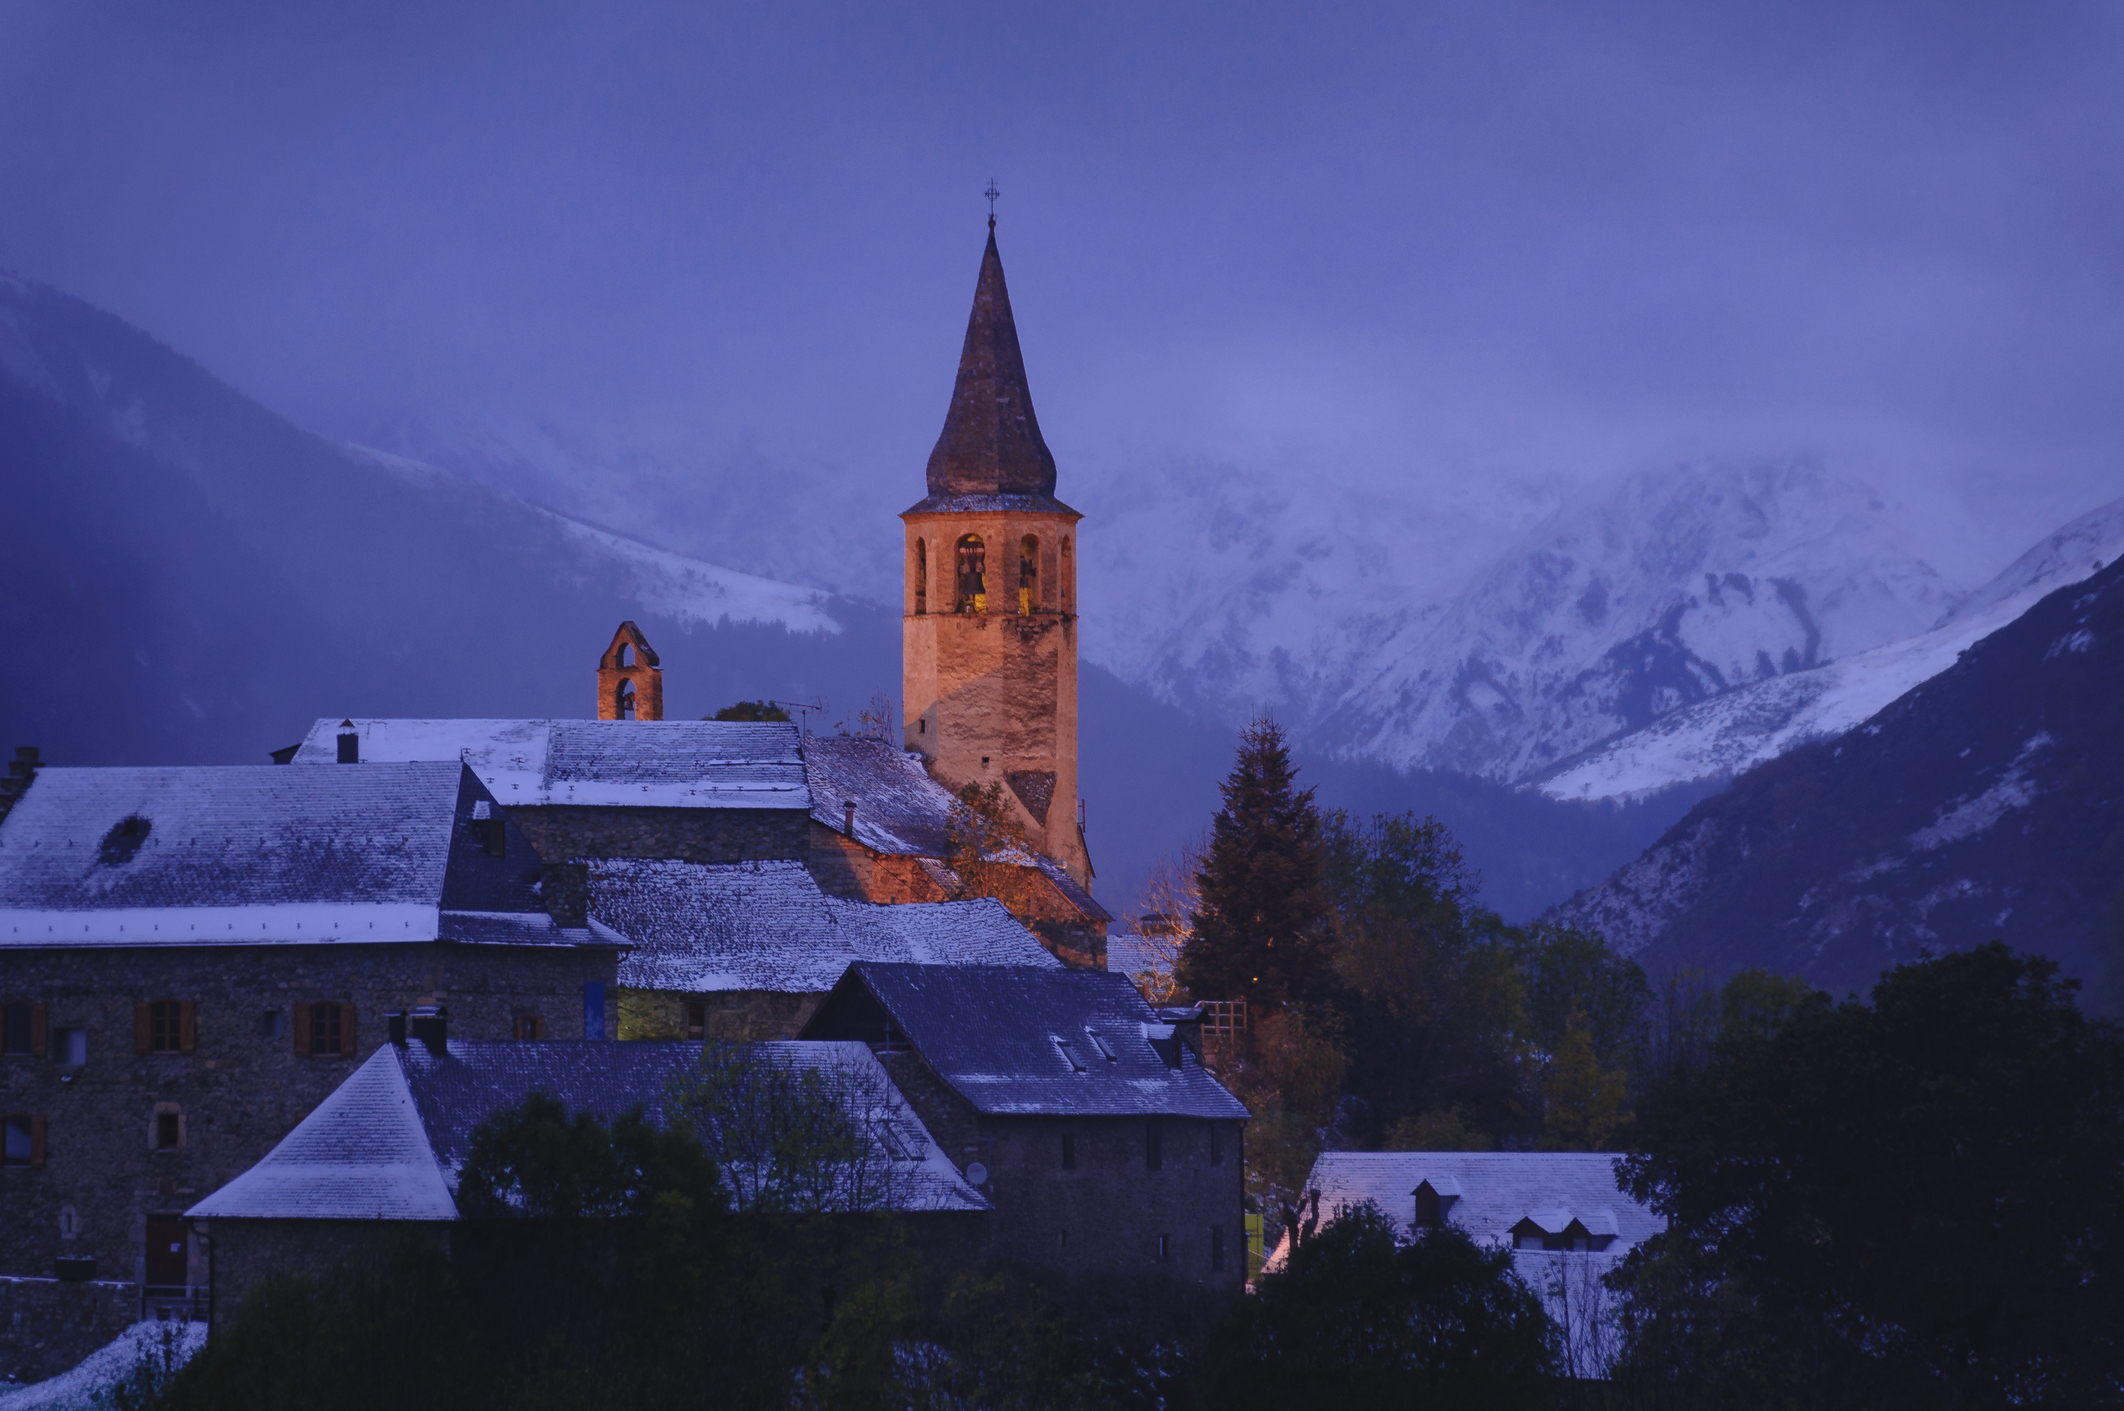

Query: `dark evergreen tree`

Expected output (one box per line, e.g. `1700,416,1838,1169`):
1178,717,1330,1007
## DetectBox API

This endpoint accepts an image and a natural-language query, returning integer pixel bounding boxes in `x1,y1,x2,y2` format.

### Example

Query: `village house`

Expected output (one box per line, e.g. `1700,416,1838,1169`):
1268,1151,1667,1376
0,760,617,1379
799,962,1250,1290
186,1014,986,1324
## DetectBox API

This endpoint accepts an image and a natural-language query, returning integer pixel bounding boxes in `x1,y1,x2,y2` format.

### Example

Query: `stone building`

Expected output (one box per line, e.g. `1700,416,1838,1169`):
187,1021,985,1324
595,620,663,722
903,220,1091,889
0,760,616,1376
800,962,1249,1291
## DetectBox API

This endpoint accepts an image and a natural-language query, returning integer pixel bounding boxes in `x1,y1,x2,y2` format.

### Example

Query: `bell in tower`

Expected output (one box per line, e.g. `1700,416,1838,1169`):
901,214,1089,885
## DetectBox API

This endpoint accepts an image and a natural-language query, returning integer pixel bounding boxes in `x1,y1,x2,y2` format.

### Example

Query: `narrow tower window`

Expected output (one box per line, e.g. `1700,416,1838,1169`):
956,535,987,613
1019,536,1038,615
616,679,637,720
914,540,928,615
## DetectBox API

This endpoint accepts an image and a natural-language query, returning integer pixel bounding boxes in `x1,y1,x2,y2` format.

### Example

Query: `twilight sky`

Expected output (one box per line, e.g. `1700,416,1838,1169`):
2,0,2119,561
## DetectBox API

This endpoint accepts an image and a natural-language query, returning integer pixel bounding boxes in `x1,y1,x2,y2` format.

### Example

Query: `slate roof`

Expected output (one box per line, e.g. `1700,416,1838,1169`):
802,962,1250,1120
192,1039,986,1220
917,226,1065,505
292,719,807,810
800,737,954,856
0,763,582,949
594,859,1059,993
1268,1151,1665,1269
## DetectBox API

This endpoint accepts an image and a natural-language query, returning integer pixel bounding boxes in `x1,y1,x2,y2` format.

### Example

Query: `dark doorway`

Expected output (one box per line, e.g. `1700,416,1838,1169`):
145,1216,187,1288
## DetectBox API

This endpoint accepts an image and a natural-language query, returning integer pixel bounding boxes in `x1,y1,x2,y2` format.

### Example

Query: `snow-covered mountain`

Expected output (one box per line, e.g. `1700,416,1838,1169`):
1535,495,2124,801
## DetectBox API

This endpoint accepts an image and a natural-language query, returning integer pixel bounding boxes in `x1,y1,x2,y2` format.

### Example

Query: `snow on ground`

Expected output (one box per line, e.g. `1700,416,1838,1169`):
538,509,843,635
0,1320,204,1411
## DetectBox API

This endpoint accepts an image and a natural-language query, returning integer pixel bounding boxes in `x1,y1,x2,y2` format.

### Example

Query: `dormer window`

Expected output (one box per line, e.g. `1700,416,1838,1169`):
1415,1184,1440,1228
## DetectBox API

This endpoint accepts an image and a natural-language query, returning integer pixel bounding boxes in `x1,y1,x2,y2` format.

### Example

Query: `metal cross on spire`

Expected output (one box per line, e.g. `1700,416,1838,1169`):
984,178,1000,229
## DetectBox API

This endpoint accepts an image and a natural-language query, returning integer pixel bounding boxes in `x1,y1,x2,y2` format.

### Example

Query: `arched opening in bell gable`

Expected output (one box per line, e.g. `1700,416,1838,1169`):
956,534,987,613
1019,535,1039,614
616,679,637,720
616,642,633,668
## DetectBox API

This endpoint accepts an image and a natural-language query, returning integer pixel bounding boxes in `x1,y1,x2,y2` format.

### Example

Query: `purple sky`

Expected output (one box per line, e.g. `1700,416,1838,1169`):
2,0,2119,535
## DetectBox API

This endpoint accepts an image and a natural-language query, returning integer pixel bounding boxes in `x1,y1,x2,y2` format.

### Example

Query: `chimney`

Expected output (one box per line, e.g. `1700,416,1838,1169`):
387,1011,407,1046
1156,1004,1205,1059
0,747,41,826
408,1005,448,1051
843,800,857,838
336,721,359,764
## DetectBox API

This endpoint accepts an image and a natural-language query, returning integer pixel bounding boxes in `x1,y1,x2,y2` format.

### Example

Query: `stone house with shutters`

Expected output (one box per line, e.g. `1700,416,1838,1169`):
0,759,617,1378
799,962,1250,1292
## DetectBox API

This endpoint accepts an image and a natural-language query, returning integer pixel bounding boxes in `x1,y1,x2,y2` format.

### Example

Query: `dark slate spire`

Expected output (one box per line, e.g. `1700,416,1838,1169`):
923,226,1059,500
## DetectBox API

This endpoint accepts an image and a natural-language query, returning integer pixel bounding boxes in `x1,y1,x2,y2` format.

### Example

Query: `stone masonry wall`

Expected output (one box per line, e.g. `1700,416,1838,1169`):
617,988,819,1042
0,942,617,1296
0,1276,138,1384
509,806,809,865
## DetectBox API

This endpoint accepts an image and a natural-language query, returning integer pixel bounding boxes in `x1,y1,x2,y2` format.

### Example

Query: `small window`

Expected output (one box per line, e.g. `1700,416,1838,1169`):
1019,535,1038,615
1211,1225,1226,1271
1415,1183,1441,1228
914,540,928,615
1060,1133,1076,1170
1145,1119,1163,1172
686,1002,707,1042
259,1010,284,1041
956,535,987,613
308,1002,345,1056
4,1115,35,1166
476,818,507,858
513,1016,543,1041
1156,1233,1170,1262
155,1112,180,1151
2,1004,30,1055
148,1001,184,1054
52,1027,85,1068
1059,1229,1068,1249
1053,1037,1085,1072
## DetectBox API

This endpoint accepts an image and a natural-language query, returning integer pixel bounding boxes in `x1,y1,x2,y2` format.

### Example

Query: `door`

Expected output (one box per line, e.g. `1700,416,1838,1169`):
145,1216,187,1288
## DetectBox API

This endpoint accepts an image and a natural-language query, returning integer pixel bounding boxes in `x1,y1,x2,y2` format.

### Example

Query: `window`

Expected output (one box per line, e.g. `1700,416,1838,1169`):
1211,1225,1226,1271
259,1010,284,1041
1209,1121,1222,1167
2,1003,32,1055
1059,1229,1068,1249
513,1015,544,1041
1145,1119,1163,1172
686,1002,707,1042
956,535,987,613
296,1002,354,1057
1060,1133,1076,1170
1019,535,1038,614
52,1027,85,1068
140,1001,190,1055
914,540,927,615
1156,1233,1170,1262
1415,1183,1441,1228
155,1112,180,1151
4,1115,43,1167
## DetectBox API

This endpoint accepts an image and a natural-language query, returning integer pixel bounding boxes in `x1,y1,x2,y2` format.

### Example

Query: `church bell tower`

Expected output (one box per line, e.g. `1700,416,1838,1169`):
903,217,1090,886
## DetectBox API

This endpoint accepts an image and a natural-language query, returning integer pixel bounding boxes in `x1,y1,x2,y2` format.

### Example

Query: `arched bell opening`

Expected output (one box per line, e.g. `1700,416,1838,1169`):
956,534,987,613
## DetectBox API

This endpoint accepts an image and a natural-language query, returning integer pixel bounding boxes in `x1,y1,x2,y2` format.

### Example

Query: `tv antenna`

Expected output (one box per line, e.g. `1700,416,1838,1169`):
771,699,826,737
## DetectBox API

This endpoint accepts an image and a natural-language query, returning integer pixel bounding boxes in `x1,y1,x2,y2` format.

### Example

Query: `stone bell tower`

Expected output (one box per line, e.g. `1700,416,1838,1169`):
903,217,1090,885
597,621,663,721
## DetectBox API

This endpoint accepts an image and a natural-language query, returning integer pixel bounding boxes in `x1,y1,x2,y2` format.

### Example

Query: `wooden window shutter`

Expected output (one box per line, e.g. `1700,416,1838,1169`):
179,1002,196,1054
30,1116,46,1168
134,1003,151,1055
30,1004,46,1058
293,1004,311,1057
341,1005,356,1056
534,1016,545,1040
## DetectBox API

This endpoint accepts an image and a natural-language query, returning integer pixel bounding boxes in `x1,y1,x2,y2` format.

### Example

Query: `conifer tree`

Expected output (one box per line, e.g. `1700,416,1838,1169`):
1177,717,1330,1007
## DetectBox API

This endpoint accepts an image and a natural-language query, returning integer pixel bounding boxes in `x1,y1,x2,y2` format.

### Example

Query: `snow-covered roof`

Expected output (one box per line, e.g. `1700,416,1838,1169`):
192,1038,985,1220
595,859,1058,993
800,736,954,855
1104,931,1175,980
1273,1151,1664,1266
0,763,582,949
802,962,1250,1120
292,719,807,810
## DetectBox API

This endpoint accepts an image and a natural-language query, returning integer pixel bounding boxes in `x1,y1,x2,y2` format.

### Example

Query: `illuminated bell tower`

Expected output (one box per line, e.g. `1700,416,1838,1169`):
903,216,1089,885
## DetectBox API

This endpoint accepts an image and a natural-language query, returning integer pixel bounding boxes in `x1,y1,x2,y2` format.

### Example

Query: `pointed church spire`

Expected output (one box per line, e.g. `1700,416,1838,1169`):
923,225,1059,500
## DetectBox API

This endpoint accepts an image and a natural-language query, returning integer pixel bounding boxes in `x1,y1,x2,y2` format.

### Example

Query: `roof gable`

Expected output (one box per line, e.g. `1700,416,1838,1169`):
802,962,1250,1120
